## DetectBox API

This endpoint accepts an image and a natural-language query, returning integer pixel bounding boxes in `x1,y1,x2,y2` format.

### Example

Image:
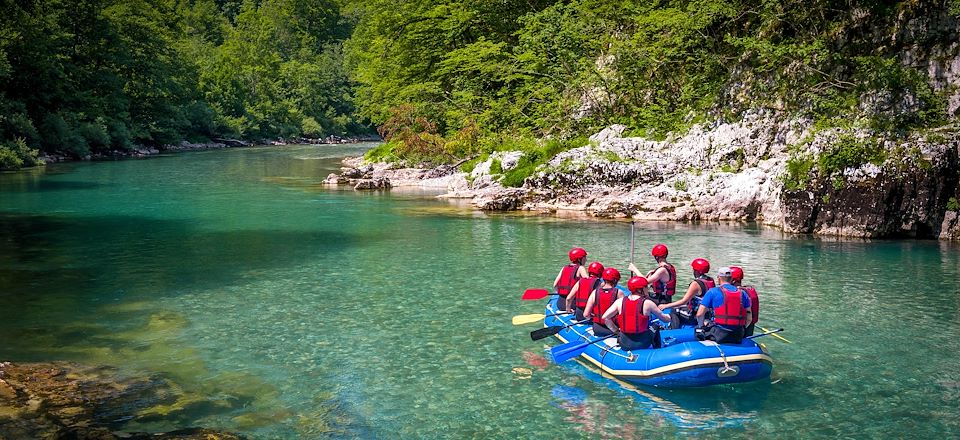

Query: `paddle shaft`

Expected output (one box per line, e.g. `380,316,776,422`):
629,221,635,265
552,334,617,363
759,326,792,343
746,327,784,340
530,319,590,341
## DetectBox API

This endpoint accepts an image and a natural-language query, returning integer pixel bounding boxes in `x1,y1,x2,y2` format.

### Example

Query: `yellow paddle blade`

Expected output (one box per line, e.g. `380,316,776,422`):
759,326,792,343
512,314,546,325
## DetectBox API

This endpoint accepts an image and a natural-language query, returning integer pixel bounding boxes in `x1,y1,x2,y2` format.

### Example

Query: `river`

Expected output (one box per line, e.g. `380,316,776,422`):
1,144,958,438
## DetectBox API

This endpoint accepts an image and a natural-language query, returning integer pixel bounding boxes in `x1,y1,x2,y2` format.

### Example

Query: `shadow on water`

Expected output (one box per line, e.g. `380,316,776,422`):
0,211,365,321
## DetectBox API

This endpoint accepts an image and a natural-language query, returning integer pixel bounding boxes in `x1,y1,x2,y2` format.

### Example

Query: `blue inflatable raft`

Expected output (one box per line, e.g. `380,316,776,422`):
544,297,773,388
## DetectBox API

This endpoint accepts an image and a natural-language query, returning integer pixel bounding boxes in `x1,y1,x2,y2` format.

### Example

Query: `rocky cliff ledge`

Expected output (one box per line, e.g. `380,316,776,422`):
327,114,960,239
0,361,244,439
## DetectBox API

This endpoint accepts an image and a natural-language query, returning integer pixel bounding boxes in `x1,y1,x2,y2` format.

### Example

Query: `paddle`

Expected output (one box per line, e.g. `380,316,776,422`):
530,319,590,341
550,334,617,364
512,311,571,326
521,289,553,300
758,326,792,343
746,327,785,340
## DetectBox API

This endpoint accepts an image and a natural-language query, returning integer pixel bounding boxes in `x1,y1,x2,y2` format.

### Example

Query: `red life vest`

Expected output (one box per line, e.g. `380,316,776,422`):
591,285,618,325
556,263,581,296
574,276,599,309
742,286,759,325
686,275,715,311
653,263,676,298
714,285,747,327
617,296,649,335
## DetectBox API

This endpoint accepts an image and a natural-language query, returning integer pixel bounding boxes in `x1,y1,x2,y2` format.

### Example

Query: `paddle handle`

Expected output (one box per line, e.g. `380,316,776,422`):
629,221,635,266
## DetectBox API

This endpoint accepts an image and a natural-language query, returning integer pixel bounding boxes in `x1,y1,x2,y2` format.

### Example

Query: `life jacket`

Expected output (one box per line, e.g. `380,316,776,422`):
556,263,581,296
714,285,747,327
652,263,676,299
687,275,716,311
591,285,618,325
742,286,759,325
574,276,600,309
618,296,649,335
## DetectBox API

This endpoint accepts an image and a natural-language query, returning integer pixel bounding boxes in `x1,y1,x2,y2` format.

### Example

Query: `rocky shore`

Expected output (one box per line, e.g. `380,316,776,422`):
324,115,960,240
0,361,244,439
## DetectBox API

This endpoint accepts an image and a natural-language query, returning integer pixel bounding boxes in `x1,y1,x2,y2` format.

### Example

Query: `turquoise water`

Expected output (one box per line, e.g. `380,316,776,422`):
2,144,959,438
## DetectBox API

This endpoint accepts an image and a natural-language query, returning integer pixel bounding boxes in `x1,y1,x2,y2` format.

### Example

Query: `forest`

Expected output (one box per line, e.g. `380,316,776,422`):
1,0,956,171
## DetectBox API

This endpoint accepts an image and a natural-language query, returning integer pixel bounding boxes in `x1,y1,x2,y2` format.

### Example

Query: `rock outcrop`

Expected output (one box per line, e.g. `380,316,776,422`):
338,114,959,239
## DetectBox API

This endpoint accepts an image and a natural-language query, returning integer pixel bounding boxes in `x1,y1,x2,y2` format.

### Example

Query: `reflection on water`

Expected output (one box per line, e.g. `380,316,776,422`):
2,144,960,438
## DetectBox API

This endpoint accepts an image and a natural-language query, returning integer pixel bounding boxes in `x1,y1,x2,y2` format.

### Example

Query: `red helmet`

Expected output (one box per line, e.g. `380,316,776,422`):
587,261,604,277
601,267,621,282
627,276,648,292
730,266,744,281
691,258,710,274
568,247,587,262
651,244,668,258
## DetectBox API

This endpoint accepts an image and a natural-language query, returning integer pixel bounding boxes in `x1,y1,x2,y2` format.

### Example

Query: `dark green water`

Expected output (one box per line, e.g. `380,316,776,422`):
2,145,959,438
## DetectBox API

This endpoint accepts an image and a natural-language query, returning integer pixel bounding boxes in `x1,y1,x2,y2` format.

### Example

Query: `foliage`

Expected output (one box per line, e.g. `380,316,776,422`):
818,134,885,176
346,0,952,166
948,197,960,211
783,154,816,191
0,0,369,158
0,137,40,170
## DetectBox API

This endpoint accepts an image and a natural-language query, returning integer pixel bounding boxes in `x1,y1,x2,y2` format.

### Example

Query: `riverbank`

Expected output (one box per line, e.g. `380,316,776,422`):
324,116,960,240
0,361,244,439
36,136,382,165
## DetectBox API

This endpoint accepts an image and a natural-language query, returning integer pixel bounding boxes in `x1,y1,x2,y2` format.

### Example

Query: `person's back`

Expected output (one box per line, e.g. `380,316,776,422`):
730,266,759,336
584,268,624,337
660,258,714,328
628,243,675,305
602,276,671,350
696,267,751,344
567,261,604,321
554,247,589,310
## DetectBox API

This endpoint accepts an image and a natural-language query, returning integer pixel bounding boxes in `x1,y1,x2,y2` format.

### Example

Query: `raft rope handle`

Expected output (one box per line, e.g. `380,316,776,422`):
713,342,732,371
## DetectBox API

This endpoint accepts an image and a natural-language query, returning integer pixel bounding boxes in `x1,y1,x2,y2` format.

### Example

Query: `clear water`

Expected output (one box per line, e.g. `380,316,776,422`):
1,145,959,439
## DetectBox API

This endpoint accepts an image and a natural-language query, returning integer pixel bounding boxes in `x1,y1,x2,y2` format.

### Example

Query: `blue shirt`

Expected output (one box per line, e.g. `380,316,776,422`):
701,283,750,310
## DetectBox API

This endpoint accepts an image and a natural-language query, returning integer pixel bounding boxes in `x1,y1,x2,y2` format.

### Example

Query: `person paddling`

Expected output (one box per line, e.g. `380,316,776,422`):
554,247,590,310
628,244,676,305
566,261,604,321
583,267,625,337
696,267,751,344
602,276,671,350
658,258,715,329
730,266,760,337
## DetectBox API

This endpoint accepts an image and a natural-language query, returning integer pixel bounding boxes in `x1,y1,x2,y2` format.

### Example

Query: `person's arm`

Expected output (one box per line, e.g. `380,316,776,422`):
602,299,622,333
628,263,641,277
553,269,563,289
661,281,697,310
696,304,707,327
742,292,752,325
645,300,670,322
583,292,597,320
577,265,590,279
565,280,581,312
645,267,666,286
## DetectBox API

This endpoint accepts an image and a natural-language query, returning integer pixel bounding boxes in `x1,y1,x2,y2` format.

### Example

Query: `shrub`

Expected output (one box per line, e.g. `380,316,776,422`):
948,197,960,212
79,121,111,150
0,138,40,170
783,155,815,190
818,134,885,176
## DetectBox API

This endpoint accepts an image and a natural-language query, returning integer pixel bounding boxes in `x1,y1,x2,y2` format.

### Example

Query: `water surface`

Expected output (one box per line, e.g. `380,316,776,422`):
1,144,958,438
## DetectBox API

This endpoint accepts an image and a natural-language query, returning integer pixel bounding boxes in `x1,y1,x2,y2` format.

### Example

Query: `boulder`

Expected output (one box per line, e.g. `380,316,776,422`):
354,177,391,190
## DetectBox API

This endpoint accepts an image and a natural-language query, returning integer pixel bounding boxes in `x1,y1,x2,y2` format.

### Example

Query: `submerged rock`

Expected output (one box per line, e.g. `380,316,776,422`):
0,362,245,440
